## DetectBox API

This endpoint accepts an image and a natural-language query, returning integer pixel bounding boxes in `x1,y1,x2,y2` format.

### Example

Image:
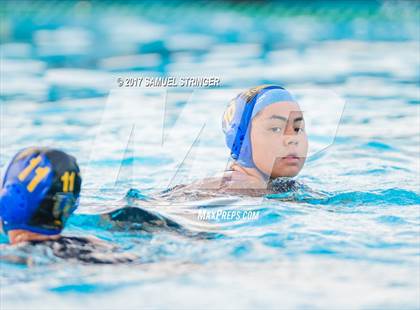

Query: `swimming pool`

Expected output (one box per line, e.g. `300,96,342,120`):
1,1,419,309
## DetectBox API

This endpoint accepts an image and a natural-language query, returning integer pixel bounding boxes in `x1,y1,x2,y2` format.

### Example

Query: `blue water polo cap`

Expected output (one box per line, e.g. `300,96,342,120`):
222,85,296,169
0,147,82,235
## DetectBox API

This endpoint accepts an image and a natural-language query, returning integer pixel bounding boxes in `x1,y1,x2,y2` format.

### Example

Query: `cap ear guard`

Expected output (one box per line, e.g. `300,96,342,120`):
26,192,79,235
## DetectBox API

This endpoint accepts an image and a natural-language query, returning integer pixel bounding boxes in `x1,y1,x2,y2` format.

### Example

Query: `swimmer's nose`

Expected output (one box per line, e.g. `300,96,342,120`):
283,135,298,146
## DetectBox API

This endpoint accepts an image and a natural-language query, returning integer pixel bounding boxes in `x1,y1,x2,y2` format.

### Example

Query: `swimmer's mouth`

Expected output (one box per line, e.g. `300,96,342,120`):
281,153,300,163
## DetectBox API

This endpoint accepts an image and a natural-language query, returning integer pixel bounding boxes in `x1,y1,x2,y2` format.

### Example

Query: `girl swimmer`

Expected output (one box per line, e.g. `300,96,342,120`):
160,85,308,199
104,85,309,225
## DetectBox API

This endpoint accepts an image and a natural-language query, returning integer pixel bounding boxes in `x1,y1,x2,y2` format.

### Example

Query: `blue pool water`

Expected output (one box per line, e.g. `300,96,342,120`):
1,1,419,309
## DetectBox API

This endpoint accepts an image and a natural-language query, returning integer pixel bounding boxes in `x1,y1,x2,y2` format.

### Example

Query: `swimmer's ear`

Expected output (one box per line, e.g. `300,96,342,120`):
52,193,78,224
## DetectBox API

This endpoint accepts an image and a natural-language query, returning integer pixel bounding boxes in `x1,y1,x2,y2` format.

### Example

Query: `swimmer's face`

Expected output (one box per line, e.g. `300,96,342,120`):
250,102,308,178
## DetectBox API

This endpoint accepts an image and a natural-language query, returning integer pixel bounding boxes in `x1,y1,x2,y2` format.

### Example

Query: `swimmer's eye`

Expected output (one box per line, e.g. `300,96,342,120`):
294,127,304,133
270,127,283,133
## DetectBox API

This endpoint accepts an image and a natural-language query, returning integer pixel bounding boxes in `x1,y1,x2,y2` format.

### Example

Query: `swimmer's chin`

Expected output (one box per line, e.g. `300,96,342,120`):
268,158,305,178
269,165,303,178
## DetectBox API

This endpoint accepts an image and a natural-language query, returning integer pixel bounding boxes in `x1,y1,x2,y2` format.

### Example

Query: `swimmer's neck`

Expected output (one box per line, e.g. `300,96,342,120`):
8,229,60,245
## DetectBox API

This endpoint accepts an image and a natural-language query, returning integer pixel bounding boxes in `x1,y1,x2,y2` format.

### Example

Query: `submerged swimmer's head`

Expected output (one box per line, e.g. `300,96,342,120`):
222,85,308,179
0,147,81,241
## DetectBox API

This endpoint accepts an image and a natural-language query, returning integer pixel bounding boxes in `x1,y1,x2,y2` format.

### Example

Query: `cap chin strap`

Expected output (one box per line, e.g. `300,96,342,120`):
246,159,272,183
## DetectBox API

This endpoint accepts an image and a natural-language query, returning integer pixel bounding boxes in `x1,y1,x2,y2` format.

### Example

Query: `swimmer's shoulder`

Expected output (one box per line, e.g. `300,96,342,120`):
157,169,271,199
192,170,270,196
